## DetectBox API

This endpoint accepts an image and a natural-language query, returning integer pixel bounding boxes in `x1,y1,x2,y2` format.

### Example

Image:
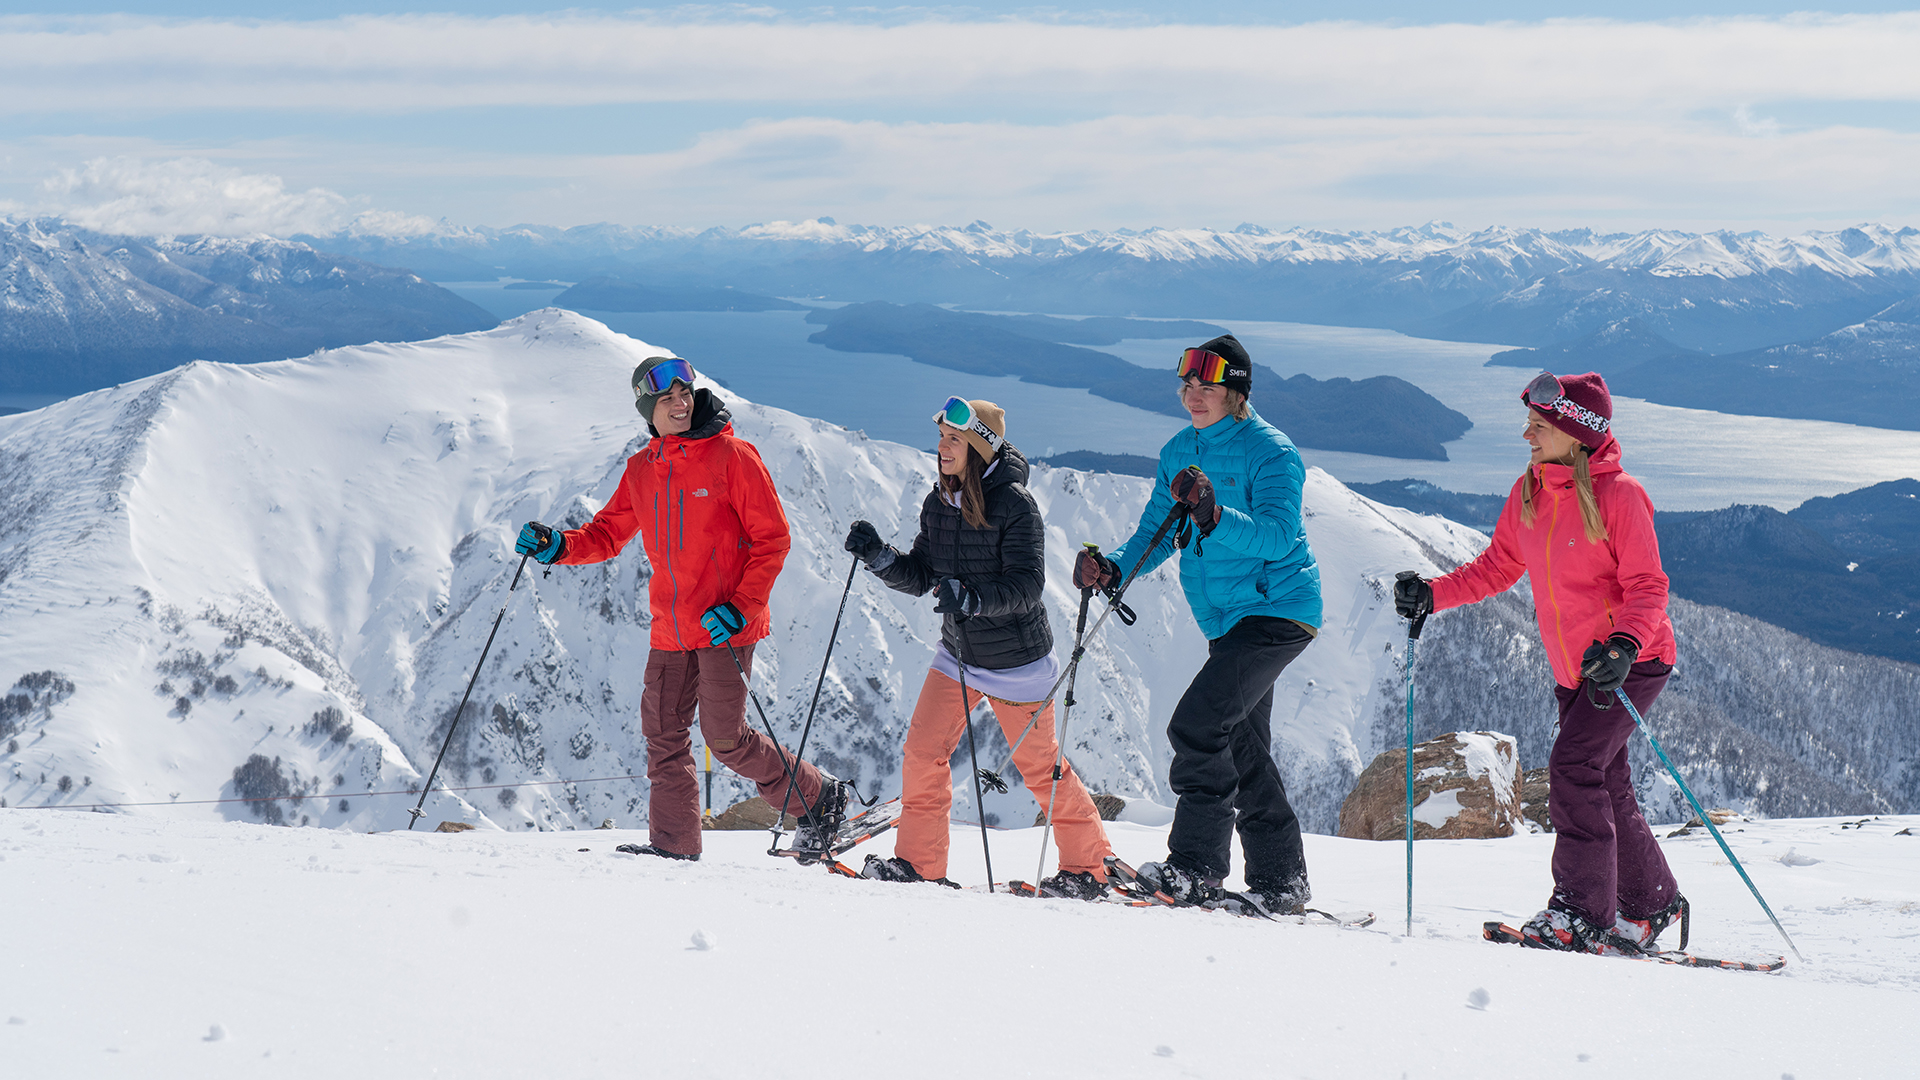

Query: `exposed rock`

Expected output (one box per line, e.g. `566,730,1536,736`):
433,821,475,833
1338,731,1522,841
703,796,797,831
1035,791,1127,826
1519,767,1553,833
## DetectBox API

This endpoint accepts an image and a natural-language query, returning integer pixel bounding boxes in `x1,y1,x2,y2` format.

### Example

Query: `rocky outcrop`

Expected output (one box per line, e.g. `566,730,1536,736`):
1519,767,1552,833
1338,731,1522,841
703,796,796,831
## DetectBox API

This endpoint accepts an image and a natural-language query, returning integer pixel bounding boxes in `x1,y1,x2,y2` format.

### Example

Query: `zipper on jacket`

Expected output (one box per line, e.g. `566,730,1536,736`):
663,460,685,650
1541,471,1572,681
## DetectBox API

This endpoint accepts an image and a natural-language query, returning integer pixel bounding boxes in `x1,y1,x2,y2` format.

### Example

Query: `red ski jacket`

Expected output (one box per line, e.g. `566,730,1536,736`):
1430,437,1676,689
558,395,791,652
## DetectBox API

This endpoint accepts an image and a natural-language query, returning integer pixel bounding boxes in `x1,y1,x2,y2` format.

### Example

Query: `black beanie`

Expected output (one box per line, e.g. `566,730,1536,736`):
1195,334,1253,396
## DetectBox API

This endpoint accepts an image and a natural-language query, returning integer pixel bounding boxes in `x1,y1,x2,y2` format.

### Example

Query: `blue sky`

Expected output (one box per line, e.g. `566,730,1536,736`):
4,4,1920,235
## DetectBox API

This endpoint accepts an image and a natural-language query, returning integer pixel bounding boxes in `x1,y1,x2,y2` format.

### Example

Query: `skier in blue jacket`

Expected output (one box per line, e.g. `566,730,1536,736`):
1076,334,1323,913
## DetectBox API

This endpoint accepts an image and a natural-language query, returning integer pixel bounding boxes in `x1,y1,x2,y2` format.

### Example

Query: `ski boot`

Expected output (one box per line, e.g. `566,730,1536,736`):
859,854,960,889
614,843,700,862
1616,893,1690,952
1242,873,1311,916
789,776,850,865
1134,859,1221,906
1520,901,1642,957
1037,869,1108,901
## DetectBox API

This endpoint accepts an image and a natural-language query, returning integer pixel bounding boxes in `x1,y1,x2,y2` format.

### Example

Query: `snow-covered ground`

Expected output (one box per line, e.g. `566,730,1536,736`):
3,808,1915,1078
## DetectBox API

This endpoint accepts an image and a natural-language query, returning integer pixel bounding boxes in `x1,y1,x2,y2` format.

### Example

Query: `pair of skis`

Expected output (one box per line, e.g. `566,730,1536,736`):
1480,921,1785,972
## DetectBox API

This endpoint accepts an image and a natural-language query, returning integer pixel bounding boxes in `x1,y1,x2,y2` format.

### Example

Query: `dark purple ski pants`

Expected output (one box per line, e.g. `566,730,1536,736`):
1547,659,1680,924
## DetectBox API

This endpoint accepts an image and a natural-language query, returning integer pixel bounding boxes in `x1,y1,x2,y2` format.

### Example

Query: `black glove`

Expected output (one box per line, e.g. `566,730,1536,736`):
844,520,893,571
1072,546,1119,593
1170,466,1219,538
1393,571,1433,621
933,577,980,617
1580,635,1640,693
516,521,565,564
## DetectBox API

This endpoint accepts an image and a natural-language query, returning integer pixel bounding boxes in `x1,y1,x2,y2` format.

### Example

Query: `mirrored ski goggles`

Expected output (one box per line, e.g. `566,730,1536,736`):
637,357,697,397
1176,347,1231,384
1523,371,1610,436
932,395,1003,453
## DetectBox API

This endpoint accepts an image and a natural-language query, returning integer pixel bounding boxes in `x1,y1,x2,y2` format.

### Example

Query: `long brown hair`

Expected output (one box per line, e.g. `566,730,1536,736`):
938,444,991,529
1519,445,1609,543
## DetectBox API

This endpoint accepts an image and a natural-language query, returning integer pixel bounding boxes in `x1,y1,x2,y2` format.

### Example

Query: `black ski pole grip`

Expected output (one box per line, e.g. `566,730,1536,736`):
1410,611,1428,640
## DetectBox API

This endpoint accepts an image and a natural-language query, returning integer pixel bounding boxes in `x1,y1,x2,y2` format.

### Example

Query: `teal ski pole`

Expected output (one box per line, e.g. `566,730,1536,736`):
1615,687,1803,961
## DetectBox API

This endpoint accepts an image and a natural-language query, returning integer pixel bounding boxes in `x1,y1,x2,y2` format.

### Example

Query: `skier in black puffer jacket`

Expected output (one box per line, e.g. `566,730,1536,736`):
844,397,1113,896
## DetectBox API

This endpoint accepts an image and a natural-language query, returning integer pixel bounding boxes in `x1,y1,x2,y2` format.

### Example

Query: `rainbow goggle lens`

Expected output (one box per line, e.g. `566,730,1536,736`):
932,396,1003,454
637,357,697,397
1176,347,1231,384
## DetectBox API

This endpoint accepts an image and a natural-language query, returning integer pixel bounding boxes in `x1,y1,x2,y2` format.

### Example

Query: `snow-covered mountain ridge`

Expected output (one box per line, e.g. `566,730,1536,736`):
2,310,1914,835
325,217,1920,279
311,219,1920,354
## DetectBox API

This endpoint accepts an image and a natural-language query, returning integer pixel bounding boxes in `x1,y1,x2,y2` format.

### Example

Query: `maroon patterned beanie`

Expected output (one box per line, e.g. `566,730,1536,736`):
1523,371,1612,449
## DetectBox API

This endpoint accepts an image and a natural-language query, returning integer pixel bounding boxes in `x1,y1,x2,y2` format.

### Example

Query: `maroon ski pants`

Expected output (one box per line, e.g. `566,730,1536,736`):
1547,659,1680,924
641,642,823,856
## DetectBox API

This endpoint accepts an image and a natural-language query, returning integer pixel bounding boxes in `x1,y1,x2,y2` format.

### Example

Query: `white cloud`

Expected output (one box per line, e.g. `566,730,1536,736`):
37,157,439,238
2,14,1920,115
7,14,1920,233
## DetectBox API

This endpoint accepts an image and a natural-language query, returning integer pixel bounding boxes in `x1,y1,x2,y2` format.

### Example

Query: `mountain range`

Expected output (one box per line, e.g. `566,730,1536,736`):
307,218,1920,354
2,311,1913,838
0,219,497,393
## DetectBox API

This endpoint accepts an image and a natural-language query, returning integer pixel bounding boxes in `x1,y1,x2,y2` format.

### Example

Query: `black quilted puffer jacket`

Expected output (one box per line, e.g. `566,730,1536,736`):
873,444,1052,670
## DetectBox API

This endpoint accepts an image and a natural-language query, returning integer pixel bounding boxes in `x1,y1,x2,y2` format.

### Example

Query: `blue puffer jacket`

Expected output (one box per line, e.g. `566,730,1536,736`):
1110,409,1322,640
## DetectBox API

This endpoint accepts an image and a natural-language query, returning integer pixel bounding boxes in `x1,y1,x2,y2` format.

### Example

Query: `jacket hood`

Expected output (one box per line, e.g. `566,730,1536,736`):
647,387,730,441
985,443,1029,489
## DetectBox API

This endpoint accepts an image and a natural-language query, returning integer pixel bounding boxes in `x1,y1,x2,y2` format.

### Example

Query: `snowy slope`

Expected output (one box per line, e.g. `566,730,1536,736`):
0,309,1492,835
2,807,1916,1079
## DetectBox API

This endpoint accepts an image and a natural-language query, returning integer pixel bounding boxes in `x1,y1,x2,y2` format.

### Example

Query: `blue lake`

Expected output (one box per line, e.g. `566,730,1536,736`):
444,282,1920,512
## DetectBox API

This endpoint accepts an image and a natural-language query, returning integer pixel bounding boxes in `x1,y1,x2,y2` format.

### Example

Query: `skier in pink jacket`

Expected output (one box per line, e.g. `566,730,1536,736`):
1393,371,1687,956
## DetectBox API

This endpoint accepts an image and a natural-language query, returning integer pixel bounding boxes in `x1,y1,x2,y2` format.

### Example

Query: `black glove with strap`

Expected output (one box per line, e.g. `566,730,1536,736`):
933,577,980,617
1392,571,1433,621
1580,634,1640,694
844,519,895,571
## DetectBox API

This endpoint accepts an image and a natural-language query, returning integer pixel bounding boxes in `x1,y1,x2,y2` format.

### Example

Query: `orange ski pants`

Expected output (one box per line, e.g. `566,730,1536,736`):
894,668,1112,883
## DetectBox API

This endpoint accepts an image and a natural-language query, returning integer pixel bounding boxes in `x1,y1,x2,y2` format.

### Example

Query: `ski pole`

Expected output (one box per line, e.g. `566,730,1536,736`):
1615,687,1804,961
1032,571,1097,894
954,615,997,892
1395,571,1430,936
704,745,713,818
723,641,809,836
408,554,531,830
999,501,1188,764
764,554,864,855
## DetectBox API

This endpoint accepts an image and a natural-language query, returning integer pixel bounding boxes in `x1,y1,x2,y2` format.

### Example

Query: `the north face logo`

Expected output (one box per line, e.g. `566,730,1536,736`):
694,488,709,497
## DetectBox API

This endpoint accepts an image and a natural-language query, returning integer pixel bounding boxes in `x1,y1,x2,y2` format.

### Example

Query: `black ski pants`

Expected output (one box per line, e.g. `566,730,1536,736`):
1165,616,1314,894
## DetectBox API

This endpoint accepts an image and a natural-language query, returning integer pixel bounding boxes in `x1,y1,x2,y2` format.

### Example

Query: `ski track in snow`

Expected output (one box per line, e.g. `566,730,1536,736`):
1,809,1915,1078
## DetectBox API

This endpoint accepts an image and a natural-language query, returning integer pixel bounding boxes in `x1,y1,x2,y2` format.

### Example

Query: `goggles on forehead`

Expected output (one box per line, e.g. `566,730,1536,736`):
1176,347,1232,384
637,358,697,397
1523,372,1610,436
932,396,1003,454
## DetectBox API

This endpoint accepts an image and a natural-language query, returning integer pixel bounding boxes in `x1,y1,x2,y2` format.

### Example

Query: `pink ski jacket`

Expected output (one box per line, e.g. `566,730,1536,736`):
1429,438,1676,689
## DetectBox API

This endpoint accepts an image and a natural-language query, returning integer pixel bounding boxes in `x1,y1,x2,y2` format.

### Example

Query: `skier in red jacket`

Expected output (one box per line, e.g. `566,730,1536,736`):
1394,371,1687,956
517,356,847,861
